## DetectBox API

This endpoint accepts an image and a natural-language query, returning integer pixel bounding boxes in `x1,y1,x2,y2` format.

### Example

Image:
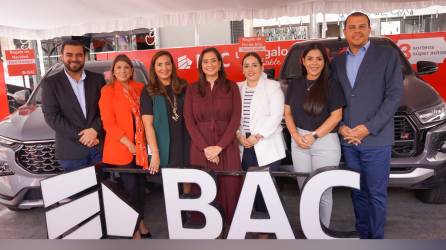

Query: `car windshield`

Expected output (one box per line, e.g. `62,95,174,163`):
280,38,412,81
29,63,148,104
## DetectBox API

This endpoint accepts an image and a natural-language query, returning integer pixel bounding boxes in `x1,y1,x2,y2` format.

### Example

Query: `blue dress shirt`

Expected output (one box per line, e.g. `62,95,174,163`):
64,69,87,118
346,40,371,88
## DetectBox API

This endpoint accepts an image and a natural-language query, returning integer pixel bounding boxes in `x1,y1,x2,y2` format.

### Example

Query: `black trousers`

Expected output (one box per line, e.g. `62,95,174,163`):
241,133,281,213
110,160,146,218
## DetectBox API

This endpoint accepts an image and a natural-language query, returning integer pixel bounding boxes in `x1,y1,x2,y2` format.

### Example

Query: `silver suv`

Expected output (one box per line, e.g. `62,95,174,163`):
0,60,149,210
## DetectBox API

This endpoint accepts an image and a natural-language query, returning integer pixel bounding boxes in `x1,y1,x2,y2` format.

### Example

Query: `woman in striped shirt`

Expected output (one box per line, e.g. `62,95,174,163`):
236,52,286,238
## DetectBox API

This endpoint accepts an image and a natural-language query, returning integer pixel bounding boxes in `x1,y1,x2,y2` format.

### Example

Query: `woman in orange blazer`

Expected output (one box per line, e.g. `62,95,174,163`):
99,54,150,240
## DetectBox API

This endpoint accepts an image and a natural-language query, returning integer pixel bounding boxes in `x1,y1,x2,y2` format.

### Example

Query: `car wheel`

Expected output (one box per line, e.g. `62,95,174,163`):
415,185,446,204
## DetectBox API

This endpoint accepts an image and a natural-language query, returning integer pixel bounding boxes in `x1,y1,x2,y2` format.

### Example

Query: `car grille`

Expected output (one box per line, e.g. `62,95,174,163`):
393,115,417,157
16,142,63,174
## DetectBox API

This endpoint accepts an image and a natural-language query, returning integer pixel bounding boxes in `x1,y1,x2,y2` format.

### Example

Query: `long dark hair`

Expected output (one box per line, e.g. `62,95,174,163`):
147,50,187,96
301,42,330,116
110,54,134,83
197,47,229,97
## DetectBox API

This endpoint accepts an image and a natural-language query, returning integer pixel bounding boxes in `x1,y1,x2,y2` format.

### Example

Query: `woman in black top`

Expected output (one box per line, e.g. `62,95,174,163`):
284,42,346,228
140,50,189,174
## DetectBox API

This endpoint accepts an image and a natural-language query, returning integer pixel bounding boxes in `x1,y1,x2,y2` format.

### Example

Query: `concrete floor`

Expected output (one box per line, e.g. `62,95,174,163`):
1,177,446,239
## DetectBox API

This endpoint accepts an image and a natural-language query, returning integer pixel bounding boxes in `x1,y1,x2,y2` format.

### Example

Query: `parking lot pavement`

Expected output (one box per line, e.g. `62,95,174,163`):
1,179,446,239
0,206,46,239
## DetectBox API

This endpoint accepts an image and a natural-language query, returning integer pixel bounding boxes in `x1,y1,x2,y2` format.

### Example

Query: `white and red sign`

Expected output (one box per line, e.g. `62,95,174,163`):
5,49,37,76
388,32,446,100
239,37,266,53
396,37,446,64
238,37,268,62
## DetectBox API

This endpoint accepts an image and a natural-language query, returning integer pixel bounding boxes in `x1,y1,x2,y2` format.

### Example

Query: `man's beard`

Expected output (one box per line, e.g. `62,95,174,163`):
63,60,84,73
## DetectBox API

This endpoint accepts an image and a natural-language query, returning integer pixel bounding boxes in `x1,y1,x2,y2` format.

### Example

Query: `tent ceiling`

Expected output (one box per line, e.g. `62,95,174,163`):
1,0,445,39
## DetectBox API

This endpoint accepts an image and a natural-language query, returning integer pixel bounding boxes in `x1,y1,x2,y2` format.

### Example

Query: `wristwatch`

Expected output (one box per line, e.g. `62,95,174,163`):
311,131,319,139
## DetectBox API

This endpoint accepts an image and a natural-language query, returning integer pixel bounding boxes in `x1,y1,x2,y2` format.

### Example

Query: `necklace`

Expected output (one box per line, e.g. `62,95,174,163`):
165,93,180,122
306,80,316,91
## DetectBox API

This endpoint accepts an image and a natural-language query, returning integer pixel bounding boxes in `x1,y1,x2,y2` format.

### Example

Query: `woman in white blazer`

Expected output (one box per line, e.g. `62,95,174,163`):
237,52,285,169
236,52,286,230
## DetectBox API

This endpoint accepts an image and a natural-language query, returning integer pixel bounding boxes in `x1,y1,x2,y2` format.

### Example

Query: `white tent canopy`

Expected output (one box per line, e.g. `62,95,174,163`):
1,0,446,39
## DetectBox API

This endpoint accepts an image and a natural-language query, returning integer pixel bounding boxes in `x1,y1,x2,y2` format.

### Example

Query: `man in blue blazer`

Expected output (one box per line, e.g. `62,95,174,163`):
331,12,403,239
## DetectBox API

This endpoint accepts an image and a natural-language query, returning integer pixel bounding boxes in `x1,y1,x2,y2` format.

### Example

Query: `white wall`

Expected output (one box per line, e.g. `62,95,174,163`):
197,21,231,46
159,25,195,48
159,21,231,48
243,19,254,37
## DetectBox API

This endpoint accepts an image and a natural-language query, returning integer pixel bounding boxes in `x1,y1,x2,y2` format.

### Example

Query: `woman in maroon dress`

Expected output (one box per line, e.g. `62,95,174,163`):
184,47,242,230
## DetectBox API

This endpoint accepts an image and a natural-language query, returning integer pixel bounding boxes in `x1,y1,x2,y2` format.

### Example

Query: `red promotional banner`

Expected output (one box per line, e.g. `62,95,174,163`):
96,40,297,83
5,49,37,76
97,32,446,98
0,60,10,119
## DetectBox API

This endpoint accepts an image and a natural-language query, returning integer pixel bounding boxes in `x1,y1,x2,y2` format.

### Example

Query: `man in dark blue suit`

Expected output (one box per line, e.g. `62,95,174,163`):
331,12,403,239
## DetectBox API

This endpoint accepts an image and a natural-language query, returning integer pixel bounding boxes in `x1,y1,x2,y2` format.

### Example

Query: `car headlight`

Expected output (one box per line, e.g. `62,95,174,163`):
415,103,446,124
0,137,15,146
0,136,21,151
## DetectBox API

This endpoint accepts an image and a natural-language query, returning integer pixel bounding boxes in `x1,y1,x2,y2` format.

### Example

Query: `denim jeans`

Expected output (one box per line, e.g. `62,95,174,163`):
241,132,281,213
342,145,392,239
58,146,102,172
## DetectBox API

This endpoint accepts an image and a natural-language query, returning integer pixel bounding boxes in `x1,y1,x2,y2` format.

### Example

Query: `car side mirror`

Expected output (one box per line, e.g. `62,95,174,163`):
416,61,438,75
13,89,31,105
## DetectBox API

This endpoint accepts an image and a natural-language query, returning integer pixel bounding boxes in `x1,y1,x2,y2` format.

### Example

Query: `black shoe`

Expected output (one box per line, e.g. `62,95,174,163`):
141,232,152,239
180,193,200,199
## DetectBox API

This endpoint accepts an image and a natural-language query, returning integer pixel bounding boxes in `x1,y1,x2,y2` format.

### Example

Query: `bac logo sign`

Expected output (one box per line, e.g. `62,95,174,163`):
40,166,138,239
162,168,360,239
41,166,360,239
177,55,193,70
